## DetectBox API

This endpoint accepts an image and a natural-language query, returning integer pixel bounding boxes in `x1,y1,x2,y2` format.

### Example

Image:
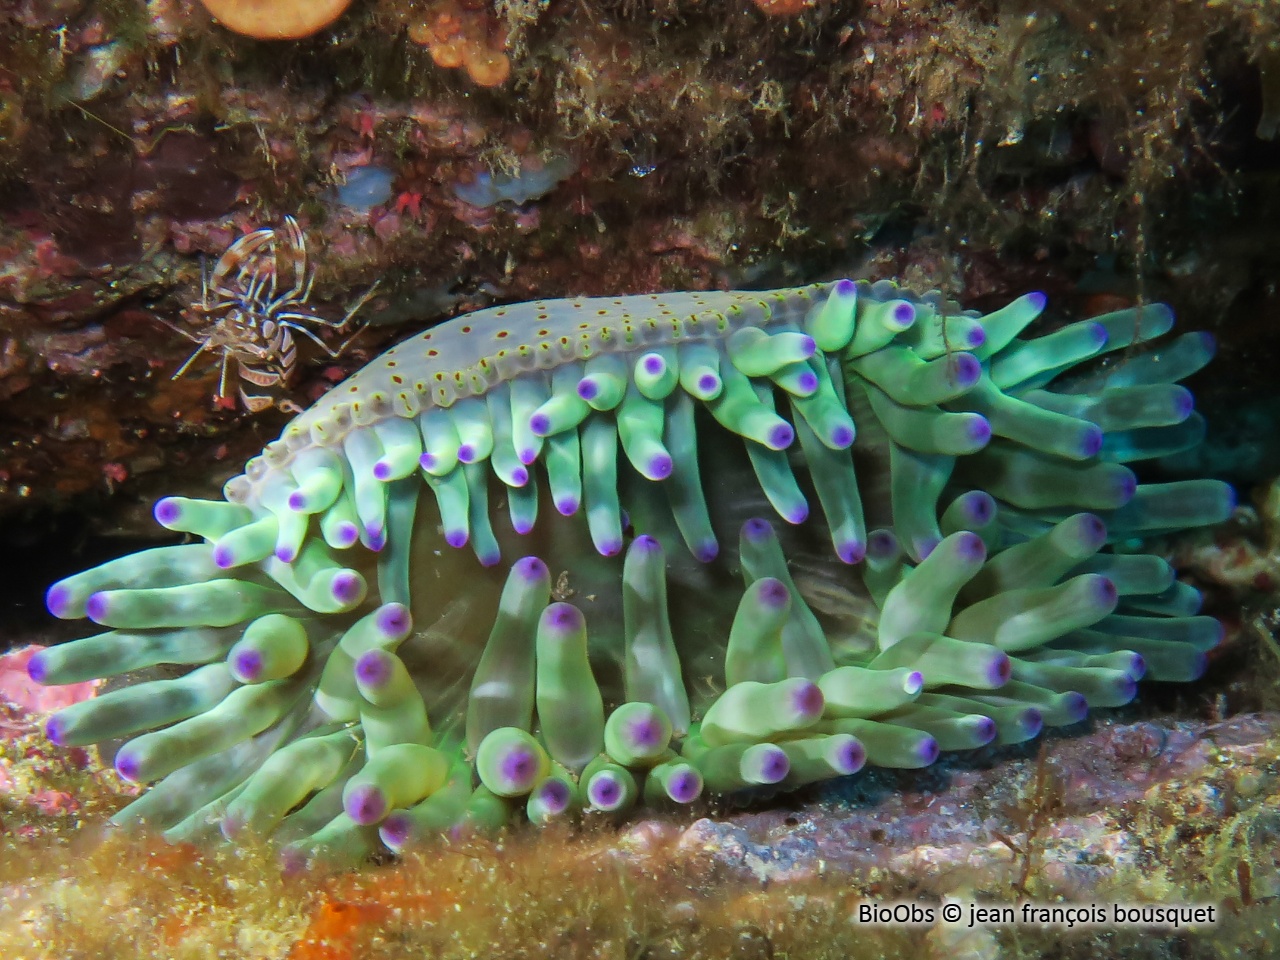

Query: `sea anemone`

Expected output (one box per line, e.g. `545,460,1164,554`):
33,277,1232,865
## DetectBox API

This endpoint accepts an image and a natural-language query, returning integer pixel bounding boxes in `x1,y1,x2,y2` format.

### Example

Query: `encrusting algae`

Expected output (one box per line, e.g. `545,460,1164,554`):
2,715,1279,960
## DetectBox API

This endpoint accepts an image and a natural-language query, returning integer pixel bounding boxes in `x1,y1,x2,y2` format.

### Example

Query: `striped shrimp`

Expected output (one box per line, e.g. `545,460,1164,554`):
170,217,376,413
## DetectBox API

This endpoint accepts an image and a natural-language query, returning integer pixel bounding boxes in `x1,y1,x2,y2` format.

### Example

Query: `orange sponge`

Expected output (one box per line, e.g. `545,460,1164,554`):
199,0,354,40
407,1,511,88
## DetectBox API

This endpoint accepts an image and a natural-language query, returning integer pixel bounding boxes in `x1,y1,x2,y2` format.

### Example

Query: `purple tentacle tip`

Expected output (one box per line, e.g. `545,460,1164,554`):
1027,291,1047,312
332,570,364,605
792,680,824,719
834,542,865,570
1209,618,1226,648
966,326,987,349
797,371,819,393
367,527,387,552
974,717,997,745
84,593,109,623
1092,575,1118,607
355,650,393,688
1062,692,1089,724
26,653,49,684
768,422,795,449
589,774,622,808
1023,708,1045,739
892,301,916,327
536,779,571,814
511,465,530,487
784,502,810,525
643,355,664,375
288,490,309,512
598,539,623,558
1173,386,1195,421
988,653,1012,686
955,531,987,565
798,335,816,358
380,813,411,850
1116,471,1138,504
377,602,411,637
555,497,579,517
866,529,897,559
968,416,992,446
154,498,181,525
830,423,855,448
419,451,437,471
515,556,548,581
445,529,469,549
275,545,297,563
1129,654,1147,681
694,540,720,563
836,738,866,775
917,737,940,766
668,769,702,804
213,543,236,569
1115,675,1139,704
1079,425,1104,459
950,352,981,388
742,517,773,543
44,715,64,745
629,535,660,555
577,379,599,401
457,443,477,463
698,373,720,394
757,578,790,609
647,454,673,479
904,671,924,695
346,784,387,825
1077,513,1107,548
1088,321,1109,348
45,584,71,619
518,447,538,466
115,750,141,783
529,413,551,437
335,522,360,548
233,650,264,682
970,492,996,524
628,717,663,750
503,747,539,788
373,461,393,482
548,603,583,631
759,748,789,784
835,278,856,295
478,550,502,568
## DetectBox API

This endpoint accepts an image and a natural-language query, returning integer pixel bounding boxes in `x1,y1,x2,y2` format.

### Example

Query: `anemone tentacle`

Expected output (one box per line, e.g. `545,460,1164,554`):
34,279,1233,863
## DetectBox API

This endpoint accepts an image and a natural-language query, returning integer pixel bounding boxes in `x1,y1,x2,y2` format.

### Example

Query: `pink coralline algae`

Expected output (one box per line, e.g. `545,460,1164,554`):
0,646,103,825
